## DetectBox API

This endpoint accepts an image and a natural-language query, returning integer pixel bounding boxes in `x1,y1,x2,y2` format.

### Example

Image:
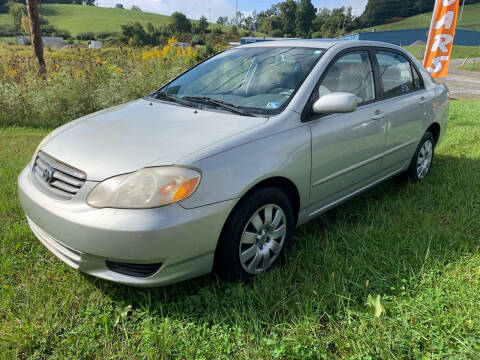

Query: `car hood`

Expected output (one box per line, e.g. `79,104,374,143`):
42,99,267,181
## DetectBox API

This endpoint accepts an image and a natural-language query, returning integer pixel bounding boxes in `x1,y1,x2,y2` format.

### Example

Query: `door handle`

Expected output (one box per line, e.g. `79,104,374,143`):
372,113,385,120
419,97,428,105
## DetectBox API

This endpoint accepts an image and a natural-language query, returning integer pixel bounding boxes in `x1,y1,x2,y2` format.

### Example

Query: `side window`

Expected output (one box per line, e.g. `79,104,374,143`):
412,66,423,90
375,51,415,98
317,51,375,105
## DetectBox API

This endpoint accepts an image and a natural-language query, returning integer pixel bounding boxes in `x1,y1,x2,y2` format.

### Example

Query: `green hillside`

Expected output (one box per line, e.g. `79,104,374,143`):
0,4,228,36
359,3,480,32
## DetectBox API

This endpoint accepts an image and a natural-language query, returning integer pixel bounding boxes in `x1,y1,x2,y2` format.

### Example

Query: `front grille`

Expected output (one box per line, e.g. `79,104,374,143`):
106,261,162,278
33,151,86,200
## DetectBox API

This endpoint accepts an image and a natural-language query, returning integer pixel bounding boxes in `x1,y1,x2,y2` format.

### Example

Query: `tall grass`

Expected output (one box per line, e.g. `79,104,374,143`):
0,40,203,128
0,101,479,358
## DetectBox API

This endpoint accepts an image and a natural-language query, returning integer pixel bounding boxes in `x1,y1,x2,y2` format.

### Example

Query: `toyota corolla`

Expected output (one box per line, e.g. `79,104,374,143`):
18,40,449,286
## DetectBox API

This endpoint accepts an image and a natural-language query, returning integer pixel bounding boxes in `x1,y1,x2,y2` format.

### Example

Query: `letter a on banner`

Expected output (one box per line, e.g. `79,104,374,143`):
423,0,460,77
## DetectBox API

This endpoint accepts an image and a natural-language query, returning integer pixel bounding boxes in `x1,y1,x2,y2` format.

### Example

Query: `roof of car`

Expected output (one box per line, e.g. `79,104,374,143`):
238,39,397,50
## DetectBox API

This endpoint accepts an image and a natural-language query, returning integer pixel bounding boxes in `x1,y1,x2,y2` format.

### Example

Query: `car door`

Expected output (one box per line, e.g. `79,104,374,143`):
305,49,387,211
373,50,428,171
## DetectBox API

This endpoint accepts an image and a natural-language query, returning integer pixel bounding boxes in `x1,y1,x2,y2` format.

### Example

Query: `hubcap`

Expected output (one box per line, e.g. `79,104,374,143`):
417,140,433,179
239,204,287,275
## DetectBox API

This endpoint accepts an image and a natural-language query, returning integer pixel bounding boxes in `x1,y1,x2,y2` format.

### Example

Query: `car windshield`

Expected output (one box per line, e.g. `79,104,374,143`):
153,47,325,115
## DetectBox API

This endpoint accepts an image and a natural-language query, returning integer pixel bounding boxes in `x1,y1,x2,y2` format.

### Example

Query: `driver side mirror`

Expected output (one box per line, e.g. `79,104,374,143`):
312,92,358,114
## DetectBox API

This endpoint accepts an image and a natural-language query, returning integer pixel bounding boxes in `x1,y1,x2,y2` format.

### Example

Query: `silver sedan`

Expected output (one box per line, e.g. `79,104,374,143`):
18,40,450,286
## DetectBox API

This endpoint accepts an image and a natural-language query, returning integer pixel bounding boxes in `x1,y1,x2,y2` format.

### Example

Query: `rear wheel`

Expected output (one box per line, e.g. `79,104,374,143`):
406,131,435,181
214,188,294,281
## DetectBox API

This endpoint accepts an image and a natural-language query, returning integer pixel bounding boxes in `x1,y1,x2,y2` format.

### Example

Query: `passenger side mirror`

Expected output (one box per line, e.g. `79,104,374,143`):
312,92,358,114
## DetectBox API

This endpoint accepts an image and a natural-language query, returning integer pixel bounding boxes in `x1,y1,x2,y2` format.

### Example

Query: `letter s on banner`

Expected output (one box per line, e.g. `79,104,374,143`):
423,0,460,77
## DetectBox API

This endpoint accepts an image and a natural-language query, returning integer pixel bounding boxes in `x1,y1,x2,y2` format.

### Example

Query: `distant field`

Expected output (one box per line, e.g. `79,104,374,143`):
360,3,480,32
0,4,229,36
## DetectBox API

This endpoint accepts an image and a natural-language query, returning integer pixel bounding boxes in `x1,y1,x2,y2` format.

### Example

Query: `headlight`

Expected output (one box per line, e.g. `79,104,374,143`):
30,131,54,167
87,167,201,209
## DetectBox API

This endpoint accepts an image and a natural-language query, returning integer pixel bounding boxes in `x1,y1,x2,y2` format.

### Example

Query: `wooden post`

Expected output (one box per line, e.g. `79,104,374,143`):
26,0,45,74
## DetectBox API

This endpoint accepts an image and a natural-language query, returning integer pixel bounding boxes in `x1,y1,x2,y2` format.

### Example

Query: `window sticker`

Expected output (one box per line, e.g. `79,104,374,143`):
266,102,281,109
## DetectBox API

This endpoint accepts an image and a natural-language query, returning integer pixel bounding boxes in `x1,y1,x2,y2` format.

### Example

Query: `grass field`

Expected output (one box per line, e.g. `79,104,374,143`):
360,3,480,32
0,4,229,36
464,62,480,71
1,100,480,358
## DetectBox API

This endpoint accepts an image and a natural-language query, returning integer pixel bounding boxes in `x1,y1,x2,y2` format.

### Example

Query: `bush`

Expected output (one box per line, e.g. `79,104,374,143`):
96,31,118,40
270,29,284,38
191,35,204,46
205,40,214,55
312,31,323,39
41,24,71,39
0,24,16,37
76,31,97,41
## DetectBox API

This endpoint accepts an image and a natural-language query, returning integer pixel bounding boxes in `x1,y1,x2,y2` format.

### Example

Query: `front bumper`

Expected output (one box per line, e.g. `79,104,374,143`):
18,166,236,287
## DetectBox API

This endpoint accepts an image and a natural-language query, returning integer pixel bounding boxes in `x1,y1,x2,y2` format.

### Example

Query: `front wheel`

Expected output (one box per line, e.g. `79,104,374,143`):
406,131,435,181
214,188,294,281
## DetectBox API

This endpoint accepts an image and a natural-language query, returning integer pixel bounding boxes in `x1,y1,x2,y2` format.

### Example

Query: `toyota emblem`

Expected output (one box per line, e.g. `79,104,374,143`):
42,167,54,184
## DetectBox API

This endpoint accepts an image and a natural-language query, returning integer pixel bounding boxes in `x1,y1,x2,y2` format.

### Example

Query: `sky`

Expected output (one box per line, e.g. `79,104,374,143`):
98,0,368,21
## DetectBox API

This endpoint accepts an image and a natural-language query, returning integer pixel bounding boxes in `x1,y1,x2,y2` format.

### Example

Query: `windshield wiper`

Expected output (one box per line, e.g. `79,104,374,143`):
153,91,199,108
182,96,255,117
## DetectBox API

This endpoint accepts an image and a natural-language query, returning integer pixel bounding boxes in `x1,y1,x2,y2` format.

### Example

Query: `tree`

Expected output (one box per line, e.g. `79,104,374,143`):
197,15,209,34
279,0,296,37
296,0,316,38
85,0,95,5
0,0,9,14
131,5,141,11
216,16,228,26
357,0,442,27
257,11,282,36
25,0,45,73
9,3,26,32
120,21,154,45
146,22,154,34
115,3,124,9
169,11,191,33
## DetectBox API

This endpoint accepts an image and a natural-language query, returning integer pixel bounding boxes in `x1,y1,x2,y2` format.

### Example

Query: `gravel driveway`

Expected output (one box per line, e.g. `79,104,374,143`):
436,58,480,99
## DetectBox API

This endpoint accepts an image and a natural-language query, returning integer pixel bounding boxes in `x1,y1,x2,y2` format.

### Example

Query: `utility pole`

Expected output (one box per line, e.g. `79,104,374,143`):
235,0,238,26
208,8,212,23
26,0,45,74
459,0,466,21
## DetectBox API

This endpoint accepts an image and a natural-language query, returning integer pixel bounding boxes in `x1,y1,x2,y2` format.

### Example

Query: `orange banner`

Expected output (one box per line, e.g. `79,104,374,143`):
423,0,460,77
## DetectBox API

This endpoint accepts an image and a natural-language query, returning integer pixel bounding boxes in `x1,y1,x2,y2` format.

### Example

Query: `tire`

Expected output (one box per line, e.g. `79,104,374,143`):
406,131,435,182
214,187,294,281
